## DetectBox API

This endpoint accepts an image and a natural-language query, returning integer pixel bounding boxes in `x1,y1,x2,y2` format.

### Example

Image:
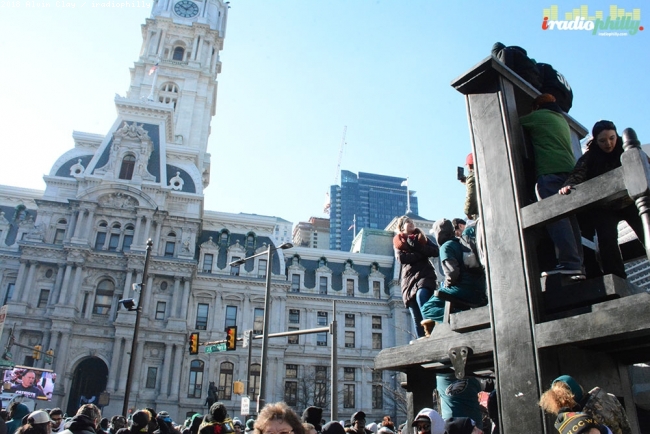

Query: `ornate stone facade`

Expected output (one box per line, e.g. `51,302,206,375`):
0,0,411,425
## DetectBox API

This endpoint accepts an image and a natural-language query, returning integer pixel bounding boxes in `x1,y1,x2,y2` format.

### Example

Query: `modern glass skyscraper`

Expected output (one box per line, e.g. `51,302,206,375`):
329,170,418,251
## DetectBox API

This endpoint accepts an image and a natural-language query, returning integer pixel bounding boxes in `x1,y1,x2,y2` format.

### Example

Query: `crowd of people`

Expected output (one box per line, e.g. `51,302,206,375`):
0,371,630,434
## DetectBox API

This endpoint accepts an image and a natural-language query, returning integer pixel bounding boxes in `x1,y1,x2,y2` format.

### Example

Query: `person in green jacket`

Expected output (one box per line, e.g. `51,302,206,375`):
520,93,584,279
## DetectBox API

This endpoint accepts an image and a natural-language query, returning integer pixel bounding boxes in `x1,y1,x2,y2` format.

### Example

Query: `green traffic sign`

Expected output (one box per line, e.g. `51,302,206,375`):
205,343,227,353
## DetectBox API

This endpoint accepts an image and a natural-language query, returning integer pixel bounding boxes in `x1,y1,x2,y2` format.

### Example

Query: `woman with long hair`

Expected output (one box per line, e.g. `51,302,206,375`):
560,120,644,278
393,215,439,338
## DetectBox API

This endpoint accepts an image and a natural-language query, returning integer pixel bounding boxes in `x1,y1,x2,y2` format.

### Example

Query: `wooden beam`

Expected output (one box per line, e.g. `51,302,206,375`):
374,328,493,371
520,168,627,229
535,293,650,352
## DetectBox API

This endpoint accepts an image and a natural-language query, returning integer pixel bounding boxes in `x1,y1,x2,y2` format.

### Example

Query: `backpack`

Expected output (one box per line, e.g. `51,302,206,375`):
459,226,483,271
491,42,542,89
537,62,573,113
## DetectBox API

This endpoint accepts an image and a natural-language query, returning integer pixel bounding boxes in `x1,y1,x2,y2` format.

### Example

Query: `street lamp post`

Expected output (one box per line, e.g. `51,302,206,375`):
121,239,153,416
229,242,292,412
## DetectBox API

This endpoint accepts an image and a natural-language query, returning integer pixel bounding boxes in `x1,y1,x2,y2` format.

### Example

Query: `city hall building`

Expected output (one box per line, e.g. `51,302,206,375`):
0,1,414,423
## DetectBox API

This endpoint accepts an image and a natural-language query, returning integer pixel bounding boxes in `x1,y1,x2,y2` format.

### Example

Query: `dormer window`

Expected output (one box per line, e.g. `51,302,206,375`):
173,46,185,61
119,154,136,180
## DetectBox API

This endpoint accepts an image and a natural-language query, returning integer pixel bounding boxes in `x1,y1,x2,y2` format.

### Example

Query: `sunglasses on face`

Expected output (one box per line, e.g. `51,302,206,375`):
416,424,430,431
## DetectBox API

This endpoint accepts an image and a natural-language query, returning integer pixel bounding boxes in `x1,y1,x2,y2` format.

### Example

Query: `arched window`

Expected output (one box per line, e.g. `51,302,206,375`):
219,230,229,246
53,218,67,245
159,82,179,109
246,232,255,249
218,362,234,400
165,232,176,257
188,360,204,398
93,279,114,315
95,221,108,250
119,154,136,180
173,46,185,61
248,363,260,401
123,224,135,250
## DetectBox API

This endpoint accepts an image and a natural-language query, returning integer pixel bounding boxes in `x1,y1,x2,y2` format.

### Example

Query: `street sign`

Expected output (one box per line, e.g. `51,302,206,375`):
241,396,250,416
0,305,7,340
243,330,252,348
205,343,227,353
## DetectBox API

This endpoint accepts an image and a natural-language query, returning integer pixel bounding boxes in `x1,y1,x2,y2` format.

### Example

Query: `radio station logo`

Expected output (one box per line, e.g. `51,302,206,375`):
542,5,643,36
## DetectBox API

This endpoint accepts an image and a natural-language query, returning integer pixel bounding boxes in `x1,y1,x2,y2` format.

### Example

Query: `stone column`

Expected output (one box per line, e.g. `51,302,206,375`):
20,262,37,303
51,264,65,306
71,266,83,307
57,264,73,304
84,210,95,239
169,344,183,399
131,340,145,393
160,343,173,396
53,332,70,376
65,211,78,242
170,277,181,318
143,217,152,244
117,339,132,393
134,272,143,304
153,221,163,251
123,269,133,300
180,279,190,320
108,338,123,393
133,216,142,246
143,275,154,318
73,210,85,238
11,260,28,302
48,332,60,370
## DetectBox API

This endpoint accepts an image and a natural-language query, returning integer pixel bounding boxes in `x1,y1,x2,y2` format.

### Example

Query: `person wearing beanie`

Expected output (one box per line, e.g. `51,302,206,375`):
393,215,440,338
347,412,370,434
442,418,482,434
244,421,254,434
321,422,344,434
539,375,631,434
559,119,644,279
116,410,150,434
554,411,612,434
420,219,487,325
198,403,233,434
520,93,584,279
411,408,444,434
301,407,322,433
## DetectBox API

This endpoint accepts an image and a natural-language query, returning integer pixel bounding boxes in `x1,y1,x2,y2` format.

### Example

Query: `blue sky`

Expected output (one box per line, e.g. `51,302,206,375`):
0,1,647,228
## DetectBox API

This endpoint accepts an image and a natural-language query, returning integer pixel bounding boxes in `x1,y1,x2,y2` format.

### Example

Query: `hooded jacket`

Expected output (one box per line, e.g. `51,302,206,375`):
60,414,98,434
7,404,31,434
412,408,444,434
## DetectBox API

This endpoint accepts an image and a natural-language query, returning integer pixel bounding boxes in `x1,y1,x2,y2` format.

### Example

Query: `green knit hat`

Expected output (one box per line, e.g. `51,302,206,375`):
552,375,584,402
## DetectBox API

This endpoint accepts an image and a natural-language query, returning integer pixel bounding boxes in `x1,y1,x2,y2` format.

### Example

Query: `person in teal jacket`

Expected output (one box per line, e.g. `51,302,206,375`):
421,219,486,323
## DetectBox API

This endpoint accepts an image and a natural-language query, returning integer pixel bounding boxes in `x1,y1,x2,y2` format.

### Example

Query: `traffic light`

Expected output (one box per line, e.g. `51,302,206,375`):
225,326,237,351
33,345,42,360
45,349,54,364
189,332,199,355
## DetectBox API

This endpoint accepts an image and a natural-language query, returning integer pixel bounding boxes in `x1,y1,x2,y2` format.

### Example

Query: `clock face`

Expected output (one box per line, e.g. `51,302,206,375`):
174,0,199,17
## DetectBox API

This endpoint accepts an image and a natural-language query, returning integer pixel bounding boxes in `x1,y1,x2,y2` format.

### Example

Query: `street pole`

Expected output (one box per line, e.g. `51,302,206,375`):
257,245,273,412
122,239,153,417
330,300,338,420
246,329,253,406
